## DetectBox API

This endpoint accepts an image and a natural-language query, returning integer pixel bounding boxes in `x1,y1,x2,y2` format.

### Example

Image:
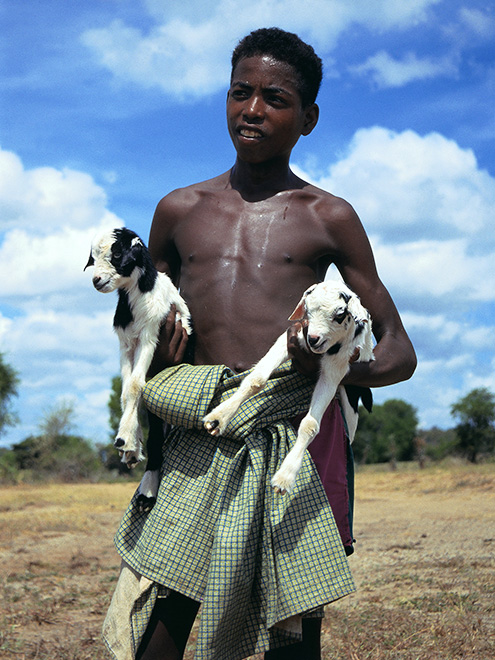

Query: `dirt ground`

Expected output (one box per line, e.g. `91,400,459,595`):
1,461,494,659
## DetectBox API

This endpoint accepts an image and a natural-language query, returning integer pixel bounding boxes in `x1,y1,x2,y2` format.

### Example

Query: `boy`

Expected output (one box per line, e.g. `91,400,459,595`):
105,28,416,660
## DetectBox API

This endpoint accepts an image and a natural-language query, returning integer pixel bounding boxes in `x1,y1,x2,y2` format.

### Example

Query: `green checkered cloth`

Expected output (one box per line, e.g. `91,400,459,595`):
112,362,355,660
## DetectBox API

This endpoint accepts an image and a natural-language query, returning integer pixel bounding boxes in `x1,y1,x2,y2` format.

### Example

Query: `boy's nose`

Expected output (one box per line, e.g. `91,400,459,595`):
243,96,264,121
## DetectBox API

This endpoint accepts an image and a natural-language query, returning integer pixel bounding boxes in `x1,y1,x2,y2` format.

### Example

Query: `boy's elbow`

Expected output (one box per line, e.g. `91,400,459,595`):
400,345,417,382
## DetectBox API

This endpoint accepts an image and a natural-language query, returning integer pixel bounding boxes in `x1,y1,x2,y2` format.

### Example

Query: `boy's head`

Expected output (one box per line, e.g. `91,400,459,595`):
231,27,323,108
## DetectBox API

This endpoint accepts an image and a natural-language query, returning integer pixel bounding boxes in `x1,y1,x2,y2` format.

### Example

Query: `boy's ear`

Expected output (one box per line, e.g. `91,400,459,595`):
301,103,319,136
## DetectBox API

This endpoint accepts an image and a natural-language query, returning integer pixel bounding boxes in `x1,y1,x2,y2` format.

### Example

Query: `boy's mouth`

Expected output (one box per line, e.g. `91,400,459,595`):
239,128,263,139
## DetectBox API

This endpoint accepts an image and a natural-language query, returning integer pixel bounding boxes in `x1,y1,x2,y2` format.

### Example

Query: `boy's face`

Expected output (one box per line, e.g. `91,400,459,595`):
227,55,318,165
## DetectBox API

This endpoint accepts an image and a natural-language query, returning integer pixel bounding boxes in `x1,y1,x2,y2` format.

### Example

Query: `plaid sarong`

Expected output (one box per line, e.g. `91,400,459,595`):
109,362,355,660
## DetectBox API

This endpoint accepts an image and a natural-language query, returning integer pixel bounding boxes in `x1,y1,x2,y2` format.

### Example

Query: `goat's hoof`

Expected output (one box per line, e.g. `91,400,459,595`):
273,486,287,495
120,448,144,467
114,437,125,448
203,418,221,436
125,454,140,468
136,494,156,514
271,473,294,495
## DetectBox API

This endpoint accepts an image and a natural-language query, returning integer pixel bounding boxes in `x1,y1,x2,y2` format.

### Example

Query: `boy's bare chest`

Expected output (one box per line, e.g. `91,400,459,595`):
175,194,331,267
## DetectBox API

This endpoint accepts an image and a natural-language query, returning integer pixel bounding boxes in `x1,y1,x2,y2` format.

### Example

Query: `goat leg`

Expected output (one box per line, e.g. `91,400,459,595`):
115,375,145,463
136,412,166,513
203,334,288,436
272,361,344,494
115,341,157,463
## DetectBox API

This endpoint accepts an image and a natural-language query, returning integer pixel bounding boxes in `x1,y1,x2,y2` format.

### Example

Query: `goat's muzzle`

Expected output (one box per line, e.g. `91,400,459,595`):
307,334,322,349
92,276,111,292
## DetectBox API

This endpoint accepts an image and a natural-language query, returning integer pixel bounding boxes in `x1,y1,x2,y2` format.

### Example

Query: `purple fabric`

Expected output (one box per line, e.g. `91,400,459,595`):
294,401,352,548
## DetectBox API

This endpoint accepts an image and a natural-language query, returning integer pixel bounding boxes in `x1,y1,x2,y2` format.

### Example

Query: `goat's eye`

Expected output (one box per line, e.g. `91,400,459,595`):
113,250,122,259
334,310,348,324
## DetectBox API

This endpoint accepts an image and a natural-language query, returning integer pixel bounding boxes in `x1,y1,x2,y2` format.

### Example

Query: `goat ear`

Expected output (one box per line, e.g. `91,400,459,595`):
84,253,94,271
354,316,375,363
288,298,306,321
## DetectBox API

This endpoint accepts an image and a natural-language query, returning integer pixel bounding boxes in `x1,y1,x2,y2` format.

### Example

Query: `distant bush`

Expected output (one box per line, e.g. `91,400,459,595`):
0,447,19,483
422,427,459,461
354,398,418,464
10,433,103,482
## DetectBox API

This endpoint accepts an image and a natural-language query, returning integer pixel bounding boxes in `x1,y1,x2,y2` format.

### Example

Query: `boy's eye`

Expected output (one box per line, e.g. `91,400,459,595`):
267,95,286,106
231,89,248,99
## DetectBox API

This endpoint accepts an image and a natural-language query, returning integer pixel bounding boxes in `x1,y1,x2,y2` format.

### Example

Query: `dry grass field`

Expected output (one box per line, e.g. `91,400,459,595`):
1,461,494,660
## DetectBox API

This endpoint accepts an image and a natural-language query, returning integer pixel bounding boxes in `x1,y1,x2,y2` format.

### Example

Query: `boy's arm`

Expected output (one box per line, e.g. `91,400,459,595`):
147,192,190,377
332,200,417,387
288,196,416,387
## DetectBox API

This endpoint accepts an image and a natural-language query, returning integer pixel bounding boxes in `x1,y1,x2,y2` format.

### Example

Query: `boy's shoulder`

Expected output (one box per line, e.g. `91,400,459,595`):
290,179,360,225
155,171,359,235
155,172,230,216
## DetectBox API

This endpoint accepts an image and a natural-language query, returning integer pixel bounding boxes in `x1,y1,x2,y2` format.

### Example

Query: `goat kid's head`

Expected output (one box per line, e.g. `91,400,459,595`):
84,228,147,293
289,281,374,360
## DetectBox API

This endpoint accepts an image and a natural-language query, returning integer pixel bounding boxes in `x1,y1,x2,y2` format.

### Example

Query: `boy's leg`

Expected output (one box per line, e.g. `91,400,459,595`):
136,590,200,660
264,618,322,660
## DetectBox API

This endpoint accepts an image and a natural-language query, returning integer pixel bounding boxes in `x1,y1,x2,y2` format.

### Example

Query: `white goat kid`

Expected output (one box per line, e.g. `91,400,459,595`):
85,227,192,484
203,281,374,494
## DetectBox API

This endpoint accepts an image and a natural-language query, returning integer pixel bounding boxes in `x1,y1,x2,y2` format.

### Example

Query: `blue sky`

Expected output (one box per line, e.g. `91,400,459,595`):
1,0,494,448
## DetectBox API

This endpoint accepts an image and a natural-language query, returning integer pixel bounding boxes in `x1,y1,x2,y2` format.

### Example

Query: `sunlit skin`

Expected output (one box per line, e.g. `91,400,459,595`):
148,55,416,385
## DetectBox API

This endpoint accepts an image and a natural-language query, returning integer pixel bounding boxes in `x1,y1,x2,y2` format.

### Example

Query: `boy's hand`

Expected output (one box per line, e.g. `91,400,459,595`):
160,304,189,365
148,305,189,376
287,322,320,380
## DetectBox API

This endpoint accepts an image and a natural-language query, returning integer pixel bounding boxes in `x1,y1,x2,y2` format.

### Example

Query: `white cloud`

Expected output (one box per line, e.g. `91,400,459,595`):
0,148,124,447
458,7,495,39
1,308,120,447
0,147,120,234
401,312,494,354
294,127,495,318
0,314,13,345
0,147,124,300
3,310,116,360
294,126,495,260
0,227,102,297
371,237,495,303
349,50,458,88
81,0,440,98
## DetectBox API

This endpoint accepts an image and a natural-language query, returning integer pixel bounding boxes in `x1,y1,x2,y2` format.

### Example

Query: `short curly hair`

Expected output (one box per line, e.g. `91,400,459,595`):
231,27,323,107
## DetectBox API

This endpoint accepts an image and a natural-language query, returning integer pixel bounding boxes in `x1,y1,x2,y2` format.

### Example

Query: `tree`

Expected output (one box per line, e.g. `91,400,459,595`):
422,426,458,461
38,399,75,439
0,352,19,438
354,398,419,464
451,387,495,463
108,375,123,439
12,400,101,480
0,447,19,483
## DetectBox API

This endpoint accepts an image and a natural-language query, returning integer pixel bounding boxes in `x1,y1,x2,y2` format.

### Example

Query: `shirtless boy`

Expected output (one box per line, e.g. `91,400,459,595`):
110,27,416,660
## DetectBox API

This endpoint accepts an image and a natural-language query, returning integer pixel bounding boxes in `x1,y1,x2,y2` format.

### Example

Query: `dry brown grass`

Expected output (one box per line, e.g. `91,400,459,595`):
322,461,495,660
1,462,494,659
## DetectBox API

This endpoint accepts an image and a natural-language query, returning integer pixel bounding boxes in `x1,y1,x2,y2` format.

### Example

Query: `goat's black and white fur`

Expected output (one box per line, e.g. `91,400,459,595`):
85,227,192,509
203,280,374,494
